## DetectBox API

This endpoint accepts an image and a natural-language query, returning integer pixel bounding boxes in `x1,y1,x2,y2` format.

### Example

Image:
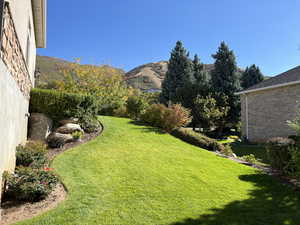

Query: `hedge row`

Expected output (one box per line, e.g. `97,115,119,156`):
30,88,98,121
171,128,225,152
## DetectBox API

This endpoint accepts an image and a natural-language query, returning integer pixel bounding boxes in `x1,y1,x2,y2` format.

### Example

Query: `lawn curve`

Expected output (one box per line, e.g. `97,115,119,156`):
16,116,300,225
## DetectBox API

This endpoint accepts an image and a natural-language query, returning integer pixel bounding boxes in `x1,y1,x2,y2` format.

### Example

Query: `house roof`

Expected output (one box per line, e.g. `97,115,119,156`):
32,0,47,48
236,65,300,95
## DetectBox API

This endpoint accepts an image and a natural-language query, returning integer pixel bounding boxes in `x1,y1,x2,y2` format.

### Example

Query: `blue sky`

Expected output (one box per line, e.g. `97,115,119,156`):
38,0,300,76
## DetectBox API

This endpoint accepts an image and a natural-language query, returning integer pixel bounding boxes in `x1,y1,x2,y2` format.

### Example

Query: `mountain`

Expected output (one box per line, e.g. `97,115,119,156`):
125,62,231,91
35,55,125,88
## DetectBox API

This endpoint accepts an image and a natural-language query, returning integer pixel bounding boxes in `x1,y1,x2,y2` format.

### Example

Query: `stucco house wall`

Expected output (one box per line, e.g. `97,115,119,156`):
0,0,46,205
241,84,300,142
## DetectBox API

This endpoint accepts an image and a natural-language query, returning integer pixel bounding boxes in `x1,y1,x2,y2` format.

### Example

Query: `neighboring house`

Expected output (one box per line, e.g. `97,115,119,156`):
237,66,300,142
0,0,46,201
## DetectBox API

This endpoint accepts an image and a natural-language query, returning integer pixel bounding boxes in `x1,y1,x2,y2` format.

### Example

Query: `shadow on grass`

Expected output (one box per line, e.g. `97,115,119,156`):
171,173,300,225
128,120,166,134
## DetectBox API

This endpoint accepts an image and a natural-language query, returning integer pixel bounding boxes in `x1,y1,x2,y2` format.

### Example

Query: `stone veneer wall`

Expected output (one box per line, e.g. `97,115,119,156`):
0,4,32,97
241,84,300,142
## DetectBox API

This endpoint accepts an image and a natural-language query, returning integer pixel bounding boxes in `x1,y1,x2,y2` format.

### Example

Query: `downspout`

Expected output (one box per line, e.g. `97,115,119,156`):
245,94,249,140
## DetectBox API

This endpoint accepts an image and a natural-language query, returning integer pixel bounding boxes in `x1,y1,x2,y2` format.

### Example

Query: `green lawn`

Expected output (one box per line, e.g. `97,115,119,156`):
17,117,300,225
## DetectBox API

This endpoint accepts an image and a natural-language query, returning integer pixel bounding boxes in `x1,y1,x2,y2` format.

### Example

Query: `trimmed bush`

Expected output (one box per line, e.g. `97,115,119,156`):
288,145,300,178
266,137,295,172
16,141,48,169
241,154,257,165
141,104,192,132
4,167,58,202
171,128,225,152
30,88,98,122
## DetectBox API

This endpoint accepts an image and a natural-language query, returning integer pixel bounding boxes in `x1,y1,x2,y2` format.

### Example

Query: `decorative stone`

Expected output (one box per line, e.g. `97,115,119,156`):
59,118,79,125
56,123,83,134
28,113,53,142
47,132,73,148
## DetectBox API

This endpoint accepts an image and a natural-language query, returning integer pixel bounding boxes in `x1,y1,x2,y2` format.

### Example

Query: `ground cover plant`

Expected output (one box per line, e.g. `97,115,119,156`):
14,116,300,225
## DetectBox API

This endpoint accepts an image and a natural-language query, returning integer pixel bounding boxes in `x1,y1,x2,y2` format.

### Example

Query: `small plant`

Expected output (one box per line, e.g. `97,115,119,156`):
16,141,48,168
241,154,257,165
221,144,234,157
72,131,84,140
4,167,58,202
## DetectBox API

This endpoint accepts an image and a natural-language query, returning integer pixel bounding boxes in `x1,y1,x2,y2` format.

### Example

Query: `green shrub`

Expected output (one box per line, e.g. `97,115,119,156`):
141,104,192,132
30,88,98,122
288,135,300,144
221,144,235,157
287,145,300,178
171,128,225,152
4,167,58,202
266,137,295,172
16,142,48,169
113,106,129,118
126,95,148,119
241,154,257,165
72,131,84,140
79,115,101,133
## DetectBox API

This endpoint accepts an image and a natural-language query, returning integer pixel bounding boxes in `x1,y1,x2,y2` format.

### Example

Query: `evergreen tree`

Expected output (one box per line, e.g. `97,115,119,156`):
160,41,193,105
241,64,264,89
211,41,240,129
193,54,209,95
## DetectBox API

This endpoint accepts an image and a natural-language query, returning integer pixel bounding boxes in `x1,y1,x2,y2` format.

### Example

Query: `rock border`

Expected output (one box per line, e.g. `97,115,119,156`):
0,123,104,225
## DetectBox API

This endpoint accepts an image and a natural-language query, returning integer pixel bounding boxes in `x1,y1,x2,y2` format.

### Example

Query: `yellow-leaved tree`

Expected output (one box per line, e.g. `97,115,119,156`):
55,59,131,114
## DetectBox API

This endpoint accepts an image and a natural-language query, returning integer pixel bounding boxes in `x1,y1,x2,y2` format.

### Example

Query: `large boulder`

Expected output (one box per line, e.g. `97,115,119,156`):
59,118,79,125
47,132,73,148
28,113,53,141
56,123,83,134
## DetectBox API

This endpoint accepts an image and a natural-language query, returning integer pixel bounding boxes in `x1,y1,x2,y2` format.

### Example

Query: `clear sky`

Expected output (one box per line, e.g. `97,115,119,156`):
38,0,300,76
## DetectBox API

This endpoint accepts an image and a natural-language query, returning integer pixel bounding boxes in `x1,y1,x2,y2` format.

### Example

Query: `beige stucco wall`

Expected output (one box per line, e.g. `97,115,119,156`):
0,1,36,204
7,0,37,83
241,84,300,142
0,60,29,200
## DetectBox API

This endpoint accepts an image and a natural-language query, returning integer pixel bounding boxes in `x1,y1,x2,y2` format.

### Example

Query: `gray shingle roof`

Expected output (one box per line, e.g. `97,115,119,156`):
245,65,300,91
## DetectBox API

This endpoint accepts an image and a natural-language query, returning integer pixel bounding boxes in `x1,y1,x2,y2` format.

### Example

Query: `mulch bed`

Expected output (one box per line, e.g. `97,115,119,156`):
0,126,103,225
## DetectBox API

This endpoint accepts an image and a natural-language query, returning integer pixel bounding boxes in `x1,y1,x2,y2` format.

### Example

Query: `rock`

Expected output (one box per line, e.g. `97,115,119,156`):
47,132,73,148
232,153,237,158
59,118,79,125
28,113,53,142
56,123,83,134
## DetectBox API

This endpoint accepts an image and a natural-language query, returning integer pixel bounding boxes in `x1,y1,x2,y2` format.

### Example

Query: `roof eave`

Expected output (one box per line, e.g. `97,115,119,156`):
235,80,300,95
32,0,47,48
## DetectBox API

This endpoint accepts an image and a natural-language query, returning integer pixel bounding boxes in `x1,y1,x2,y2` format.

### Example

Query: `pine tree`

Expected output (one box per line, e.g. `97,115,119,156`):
193,54,209,95
211,41,240,129
241,64,264,89
160,41,193,105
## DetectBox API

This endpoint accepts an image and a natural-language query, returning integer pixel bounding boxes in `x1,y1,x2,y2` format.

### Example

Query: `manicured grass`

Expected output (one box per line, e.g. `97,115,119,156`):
17,117,300,225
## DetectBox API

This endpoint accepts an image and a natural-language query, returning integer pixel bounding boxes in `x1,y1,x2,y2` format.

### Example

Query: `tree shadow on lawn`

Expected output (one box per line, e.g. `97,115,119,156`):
128,120,166,134
171,173,300,225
